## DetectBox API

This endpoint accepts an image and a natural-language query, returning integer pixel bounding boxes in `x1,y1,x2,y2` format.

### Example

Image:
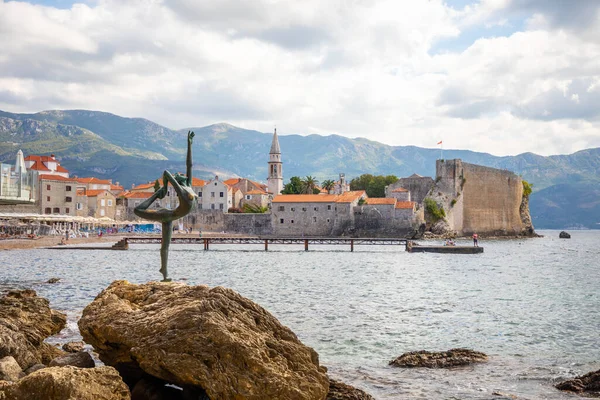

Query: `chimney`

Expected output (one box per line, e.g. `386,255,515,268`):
51,154,55,159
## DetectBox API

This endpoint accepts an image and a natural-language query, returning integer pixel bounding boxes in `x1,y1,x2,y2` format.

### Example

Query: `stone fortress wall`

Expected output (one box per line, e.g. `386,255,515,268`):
385,175,434,204
435,159,527,236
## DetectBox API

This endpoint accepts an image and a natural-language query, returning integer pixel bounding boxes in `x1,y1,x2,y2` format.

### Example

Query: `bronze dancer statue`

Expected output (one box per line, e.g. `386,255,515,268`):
134,131,197,281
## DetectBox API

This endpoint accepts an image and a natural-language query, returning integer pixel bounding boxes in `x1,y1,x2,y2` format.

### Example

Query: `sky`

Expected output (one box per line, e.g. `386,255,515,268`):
1,0,599,156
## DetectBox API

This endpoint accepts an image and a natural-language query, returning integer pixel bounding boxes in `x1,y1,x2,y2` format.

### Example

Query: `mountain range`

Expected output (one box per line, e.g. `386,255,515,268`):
0,109,598,229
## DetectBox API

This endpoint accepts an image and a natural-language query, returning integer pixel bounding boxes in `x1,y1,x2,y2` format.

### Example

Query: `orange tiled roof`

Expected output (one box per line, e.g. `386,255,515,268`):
395,201,416,209
56,165,69,173
131,182,155,191
247,189,267,195
84,189,109,197
39,174,75,182
28,161,51,171
121,191,153,199
191,177,206,187
25,155,55,162
75,177,112,185
224,178,241,185
110,184,124,191
391,187,408,192
366,198,396,205
272,194,338,203
334,191,366,203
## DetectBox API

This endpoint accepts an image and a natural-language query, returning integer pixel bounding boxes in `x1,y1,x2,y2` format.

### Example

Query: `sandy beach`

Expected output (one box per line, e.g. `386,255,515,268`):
0,235,125,251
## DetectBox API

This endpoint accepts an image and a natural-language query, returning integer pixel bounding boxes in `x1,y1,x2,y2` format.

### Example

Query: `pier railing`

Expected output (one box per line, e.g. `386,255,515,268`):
124,236,407,252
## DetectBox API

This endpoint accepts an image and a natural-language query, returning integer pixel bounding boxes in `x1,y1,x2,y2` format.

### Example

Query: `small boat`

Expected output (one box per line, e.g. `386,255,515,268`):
406,242,483,254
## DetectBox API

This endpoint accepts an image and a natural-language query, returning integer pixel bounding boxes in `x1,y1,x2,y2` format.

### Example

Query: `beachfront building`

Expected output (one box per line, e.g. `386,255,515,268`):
271,191,366,236
76,189,117,219
199,176,232,212
224,178,269,210
39,174,78,215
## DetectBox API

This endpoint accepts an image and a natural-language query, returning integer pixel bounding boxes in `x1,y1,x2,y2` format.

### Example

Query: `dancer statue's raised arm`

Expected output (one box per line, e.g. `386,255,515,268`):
134,131,197,282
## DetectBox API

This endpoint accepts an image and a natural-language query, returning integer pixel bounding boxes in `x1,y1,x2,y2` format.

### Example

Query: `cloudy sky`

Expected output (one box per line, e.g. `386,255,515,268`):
1,0,599,156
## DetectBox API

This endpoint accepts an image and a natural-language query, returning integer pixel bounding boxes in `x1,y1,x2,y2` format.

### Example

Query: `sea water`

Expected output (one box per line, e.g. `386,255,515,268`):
1,230,599,399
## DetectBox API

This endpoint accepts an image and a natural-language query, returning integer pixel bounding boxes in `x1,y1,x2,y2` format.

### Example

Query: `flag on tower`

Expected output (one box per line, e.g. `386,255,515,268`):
437,140,443,145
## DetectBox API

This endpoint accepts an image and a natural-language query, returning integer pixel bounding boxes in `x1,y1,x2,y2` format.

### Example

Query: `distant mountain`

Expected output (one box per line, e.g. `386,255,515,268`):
0,109,598,228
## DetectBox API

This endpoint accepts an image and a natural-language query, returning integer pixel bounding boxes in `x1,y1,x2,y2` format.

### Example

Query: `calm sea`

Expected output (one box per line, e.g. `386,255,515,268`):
1,230,599,399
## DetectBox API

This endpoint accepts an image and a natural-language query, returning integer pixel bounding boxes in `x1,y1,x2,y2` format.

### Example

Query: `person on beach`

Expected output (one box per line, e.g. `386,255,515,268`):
473,233,478,247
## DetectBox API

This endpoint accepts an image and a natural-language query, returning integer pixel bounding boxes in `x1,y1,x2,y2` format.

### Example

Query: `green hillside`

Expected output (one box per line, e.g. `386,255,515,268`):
0,109,599,229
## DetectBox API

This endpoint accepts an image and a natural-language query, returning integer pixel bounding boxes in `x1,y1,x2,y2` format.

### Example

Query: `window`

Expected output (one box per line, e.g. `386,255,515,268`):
65,197,72,203
327,205,332,210
108,200,113,206
211,192,215,198
101,199,105,206
65,207,70,214
46,196,50,201
53,207,60,214
278,206,284,211
46,184,51,190
291,207,295,211
198,204,203,210
245,195,251,200
211,204,215,209
314,207,318,211
66,186,72,191
44,207,51,214
326,218,331,223
280,218,284,224
291,219,294,224
220,192,224,198
198,192,202,197
313,217,317,223
302,207,307,212
76,203,83,210
219,203,224,210
100,209,105,216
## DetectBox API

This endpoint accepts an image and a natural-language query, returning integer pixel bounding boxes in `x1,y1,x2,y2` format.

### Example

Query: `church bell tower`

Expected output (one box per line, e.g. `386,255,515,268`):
267,128,283,195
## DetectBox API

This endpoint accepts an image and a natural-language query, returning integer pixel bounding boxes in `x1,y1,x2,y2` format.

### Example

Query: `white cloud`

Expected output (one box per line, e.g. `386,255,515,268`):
0,0,599,156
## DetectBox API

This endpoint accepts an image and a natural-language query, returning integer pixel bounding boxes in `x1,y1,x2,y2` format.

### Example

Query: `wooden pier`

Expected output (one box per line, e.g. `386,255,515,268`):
124,236,407,252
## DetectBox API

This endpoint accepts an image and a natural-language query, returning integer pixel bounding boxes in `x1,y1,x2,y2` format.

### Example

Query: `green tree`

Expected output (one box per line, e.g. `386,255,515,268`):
282,176,304,194
322,179,335,193
349,174,398,197
242,203,268,213
301,176,319,194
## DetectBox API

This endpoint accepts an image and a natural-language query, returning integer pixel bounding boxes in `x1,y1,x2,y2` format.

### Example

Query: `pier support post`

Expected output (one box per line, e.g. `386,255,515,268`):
264,240,268,251
350,239,354,252
304,239,308,251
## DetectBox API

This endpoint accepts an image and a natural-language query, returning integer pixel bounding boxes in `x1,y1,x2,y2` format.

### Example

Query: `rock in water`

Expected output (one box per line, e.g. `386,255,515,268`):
389,349,488,368
0,356,24,382
62,341,85,353
559,231,571,239
0,366,131,400
326,379,374,400
49,351,95,368
0,290,66,369
555,368,600,396
79,280,329,400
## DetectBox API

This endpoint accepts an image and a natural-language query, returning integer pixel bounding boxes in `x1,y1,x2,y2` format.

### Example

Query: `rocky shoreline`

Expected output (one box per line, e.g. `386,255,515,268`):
0,282,595,399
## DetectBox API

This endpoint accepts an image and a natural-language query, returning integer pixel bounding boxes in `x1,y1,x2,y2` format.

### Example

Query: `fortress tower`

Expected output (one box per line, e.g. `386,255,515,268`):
267,128,283,195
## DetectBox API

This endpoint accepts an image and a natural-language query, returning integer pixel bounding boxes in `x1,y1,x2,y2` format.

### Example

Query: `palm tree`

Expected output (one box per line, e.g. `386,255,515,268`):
301,176,319,194
322,179,335,193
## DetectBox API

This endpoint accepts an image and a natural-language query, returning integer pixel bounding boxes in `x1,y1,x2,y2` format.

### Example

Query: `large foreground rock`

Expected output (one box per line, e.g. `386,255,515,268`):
0,289,66,369
389,349,488,368
326,379,374,400
555,368,600,396
0,366,130,400
79,280,329,400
